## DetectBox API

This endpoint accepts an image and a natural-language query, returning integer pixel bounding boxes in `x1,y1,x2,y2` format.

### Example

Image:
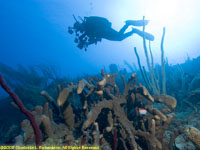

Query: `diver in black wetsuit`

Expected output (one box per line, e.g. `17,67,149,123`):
68,16,154,50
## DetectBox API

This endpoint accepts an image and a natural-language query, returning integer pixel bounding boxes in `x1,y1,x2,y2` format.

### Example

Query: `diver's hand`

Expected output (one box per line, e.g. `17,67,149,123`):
125,20,149,26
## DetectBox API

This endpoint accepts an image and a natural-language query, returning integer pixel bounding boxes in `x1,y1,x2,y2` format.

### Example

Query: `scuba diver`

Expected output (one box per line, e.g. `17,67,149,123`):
68,16,154,50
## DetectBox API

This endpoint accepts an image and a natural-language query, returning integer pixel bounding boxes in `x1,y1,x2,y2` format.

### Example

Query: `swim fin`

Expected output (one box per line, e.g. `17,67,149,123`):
132,28,154,41
125,20,149,26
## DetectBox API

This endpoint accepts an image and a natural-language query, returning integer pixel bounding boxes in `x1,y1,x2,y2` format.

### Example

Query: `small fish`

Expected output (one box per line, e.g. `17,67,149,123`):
139,108,147,116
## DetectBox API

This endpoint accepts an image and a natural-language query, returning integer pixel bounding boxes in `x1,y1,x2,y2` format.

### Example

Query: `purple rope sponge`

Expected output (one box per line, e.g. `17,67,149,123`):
0,75,42,148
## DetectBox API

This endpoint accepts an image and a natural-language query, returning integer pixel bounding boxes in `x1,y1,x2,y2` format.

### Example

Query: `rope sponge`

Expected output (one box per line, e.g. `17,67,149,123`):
0,75,42,148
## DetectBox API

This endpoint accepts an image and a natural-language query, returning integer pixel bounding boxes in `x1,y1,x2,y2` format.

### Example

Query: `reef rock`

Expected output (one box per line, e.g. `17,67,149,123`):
185,126,200,148
175,134,195,150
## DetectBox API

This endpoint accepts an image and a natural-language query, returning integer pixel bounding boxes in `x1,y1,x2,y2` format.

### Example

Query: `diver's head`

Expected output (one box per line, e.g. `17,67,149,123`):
73,22,84,33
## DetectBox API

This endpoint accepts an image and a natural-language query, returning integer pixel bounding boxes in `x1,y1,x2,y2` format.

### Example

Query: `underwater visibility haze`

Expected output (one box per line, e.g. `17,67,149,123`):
1,0,200,75
0,0,200,149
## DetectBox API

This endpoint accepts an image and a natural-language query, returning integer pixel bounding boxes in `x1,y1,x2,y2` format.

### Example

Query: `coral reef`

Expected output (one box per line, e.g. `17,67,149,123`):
0,69,181,150
1,55,200,149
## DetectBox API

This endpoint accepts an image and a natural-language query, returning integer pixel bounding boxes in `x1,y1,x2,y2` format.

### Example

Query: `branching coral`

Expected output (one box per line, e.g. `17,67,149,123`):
79,70,177,150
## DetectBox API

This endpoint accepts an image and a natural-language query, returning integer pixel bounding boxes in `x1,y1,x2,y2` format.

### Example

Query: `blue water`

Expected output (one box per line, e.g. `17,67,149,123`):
1,0,200,77
1,1,200,149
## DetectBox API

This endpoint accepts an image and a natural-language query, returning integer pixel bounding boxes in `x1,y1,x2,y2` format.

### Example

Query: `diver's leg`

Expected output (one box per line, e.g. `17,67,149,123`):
117,28,155,41
125,20,149,26
119,19,150,34
132,28,154,41
103,28,136,41
119,24,130,34
117,31,134,41
102,28,152,41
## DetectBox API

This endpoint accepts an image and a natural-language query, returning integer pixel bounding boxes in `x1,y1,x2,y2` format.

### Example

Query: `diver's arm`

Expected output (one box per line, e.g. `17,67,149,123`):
79,32,87,41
